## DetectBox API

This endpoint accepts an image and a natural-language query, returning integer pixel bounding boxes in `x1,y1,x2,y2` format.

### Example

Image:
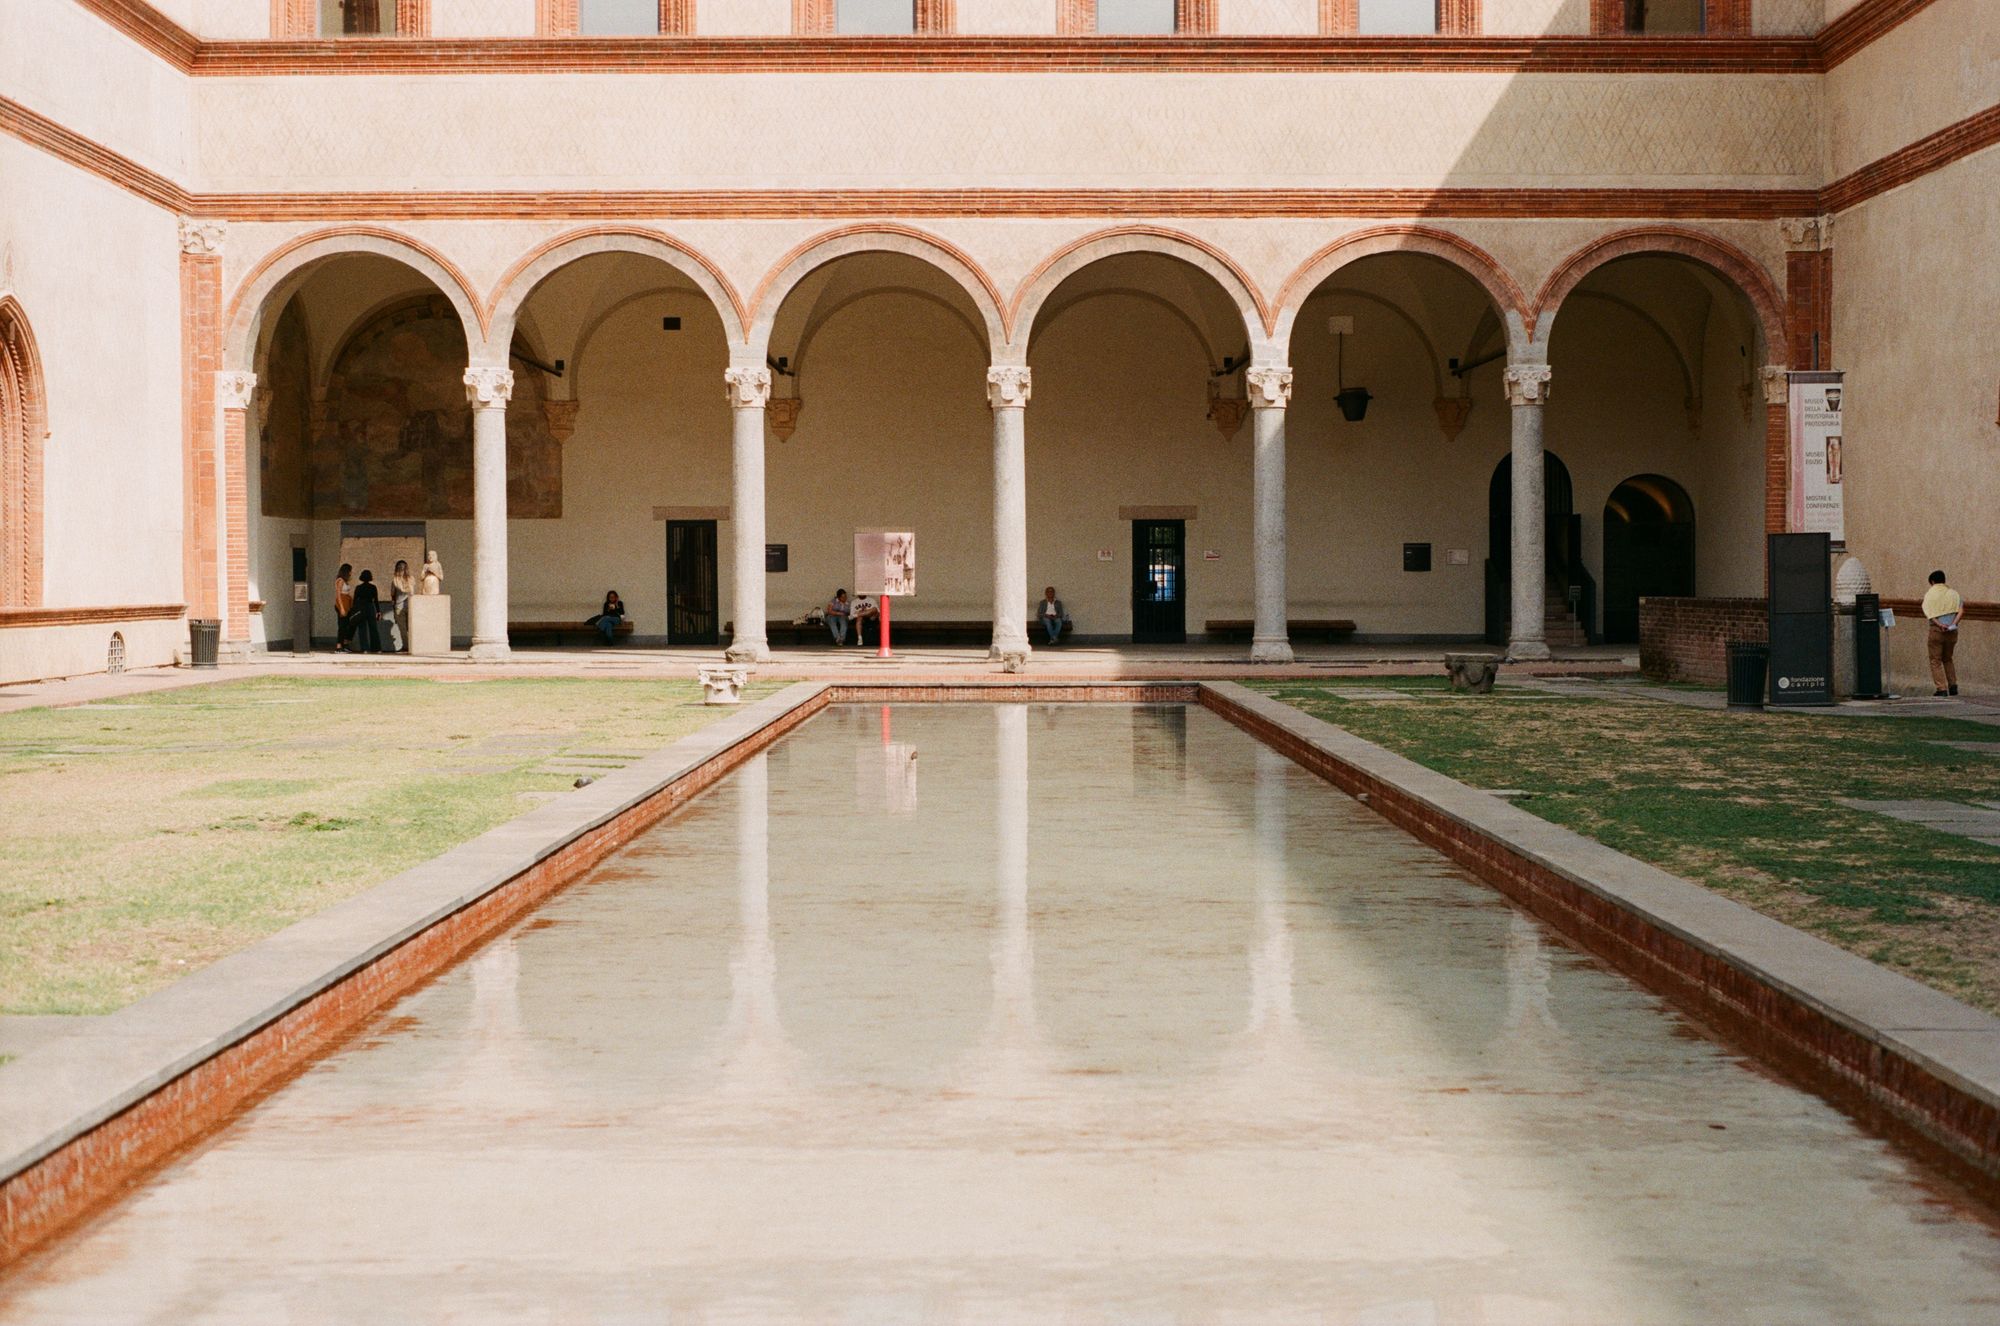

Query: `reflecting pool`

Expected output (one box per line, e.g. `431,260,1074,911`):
6,704,2000,1323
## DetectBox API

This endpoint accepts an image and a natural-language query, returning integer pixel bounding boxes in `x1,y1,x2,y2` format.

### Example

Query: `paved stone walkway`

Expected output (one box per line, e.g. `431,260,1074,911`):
1837,799,2000,848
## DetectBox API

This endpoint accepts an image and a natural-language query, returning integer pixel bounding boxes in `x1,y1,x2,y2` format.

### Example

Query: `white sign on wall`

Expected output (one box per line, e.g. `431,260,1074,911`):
1788,371,1846,547
854,530,916,596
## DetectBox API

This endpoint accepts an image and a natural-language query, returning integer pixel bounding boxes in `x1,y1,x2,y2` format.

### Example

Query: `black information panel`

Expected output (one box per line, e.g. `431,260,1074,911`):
1767,533,1832,705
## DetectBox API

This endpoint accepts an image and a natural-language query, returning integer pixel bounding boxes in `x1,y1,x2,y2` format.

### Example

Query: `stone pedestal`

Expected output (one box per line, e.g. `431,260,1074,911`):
408,595,452,657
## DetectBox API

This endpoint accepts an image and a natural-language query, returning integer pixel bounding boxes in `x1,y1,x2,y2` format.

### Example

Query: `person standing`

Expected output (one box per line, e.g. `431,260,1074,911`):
1038,586,1070,645
1923,569,1964,697
349,570,383,654
333,562,355,652
389,559,414,653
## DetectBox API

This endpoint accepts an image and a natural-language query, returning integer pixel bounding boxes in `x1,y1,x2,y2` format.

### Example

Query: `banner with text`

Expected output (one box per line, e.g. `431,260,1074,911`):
1788,371,1846,546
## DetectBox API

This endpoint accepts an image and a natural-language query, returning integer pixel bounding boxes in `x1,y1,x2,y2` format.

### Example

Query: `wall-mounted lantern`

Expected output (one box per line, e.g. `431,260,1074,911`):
1329,315,1372,422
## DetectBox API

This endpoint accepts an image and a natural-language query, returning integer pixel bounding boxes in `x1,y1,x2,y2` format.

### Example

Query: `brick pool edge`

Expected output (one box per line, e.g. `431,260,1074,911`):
7,678,2000,1267
1201,680,2000,1199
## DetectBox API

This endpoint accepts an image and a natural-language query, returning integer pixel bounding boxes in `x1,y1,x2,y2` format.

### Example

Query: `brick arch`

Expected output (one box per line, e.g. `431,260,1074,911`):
487,226,748,351
0,296,47,608
223,227,486,371
1530,226,1785,355
1007,226,1268,363
748,224,1008,360
1272,225,1531,357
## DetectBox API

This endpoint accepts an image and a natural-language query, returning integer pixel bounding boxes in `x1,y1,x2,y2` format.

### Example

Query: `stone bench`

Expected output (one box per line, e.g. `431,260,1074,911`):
510,619,635,647
1204,618,1357,642
743,619,1071,647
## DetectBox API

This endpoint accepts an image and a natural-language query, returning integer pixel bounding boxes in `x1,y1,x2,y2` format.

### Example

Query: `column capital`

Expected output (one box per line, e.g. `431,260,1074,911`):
724,366,771,408
215,370,257,411
178,218,226,257
986,365,1032,409
463,366,514,407
1762,365,1792,406
1245,366,1293,410
1503,364,1553,406
1778,215,1832,252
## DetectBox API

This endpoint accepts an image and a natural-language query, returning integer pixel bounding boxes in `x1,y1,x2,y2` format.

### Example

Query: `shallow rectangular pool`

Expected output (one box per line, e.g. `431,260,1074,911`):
5,703,2000,1322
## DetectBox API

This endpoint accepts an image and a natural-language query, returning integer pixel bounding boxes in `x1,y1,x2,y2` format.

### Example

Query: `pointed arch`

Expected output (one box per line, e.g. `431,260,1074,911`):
1531,226,1784,355
486,226,748,351
0,296,47,607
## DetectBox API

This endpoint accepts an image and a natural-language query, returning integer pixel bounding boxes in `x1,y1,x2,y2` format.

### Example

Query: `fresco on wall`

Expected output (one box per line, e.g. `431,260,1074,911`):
289,298,560,520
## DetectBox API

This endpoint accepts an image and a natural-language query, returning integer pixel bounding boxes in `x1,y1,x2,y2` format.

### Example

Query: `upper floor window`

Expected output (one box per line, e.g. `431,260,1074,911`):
1096,0,1176,32
320,0,400,35
580,0,659,34
1357,0,1437,34
1623,0,1704,30
837,0,915,33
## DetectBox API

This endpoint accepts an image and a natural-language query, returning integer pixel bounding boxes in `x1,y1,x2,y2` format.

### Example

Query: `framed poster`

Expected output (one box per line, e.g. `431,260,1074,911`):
855,530,916,597
1788,372,1845,547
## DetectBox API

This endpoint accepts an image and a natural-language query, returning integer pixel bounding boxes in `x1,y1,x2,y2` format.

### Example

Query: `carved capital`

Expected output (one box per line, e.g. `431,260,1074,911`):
768,396,803,441
463,366,515,408
215,370,257,411
724,366,771,408
1433,396,1474,442
178,219,226,257
1762,365,1791,406
1206,383,1247,442
1245,366,1293,410
1779,215,1832,252
1503,364,1553,407
986,365,1032,409
542,399,580,442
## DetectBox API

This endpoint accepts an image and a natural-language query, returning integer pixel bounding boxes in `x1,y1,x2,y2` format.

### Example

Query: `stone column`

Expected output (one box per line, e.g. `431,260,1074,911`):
987,366,1033,665
1504,363,1553,662
1246,366,1294,664
216,371,256,647
725,366,771,664
464,366,514,661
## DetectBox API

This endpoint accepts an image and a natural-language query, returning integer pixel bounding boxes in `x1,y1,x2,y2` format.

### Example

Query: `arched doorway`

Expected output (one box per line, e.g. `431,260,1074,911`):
0,297,46,608
1602,474,1695,643
1486,452,1586,645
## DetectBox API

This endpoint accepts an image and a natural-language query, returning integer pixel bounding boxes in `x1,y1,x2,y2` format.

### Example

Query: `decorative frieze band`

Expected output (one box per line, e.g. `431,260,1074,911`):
463,366,514,407
1503,364,1553,406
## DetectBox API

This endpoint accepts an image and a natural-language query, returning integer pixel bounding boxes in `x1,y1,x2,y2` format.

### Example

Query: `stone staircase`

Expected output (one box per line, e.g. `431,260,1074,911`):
1543,590,1587,648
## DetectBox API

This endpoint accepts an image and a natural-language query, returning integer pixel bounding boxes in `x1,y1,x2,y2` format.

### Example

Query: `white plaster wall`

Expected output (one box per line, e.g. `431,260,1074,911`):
1481,0,1589,35
1755,0,1823,35
958,0,1058,34
1219,0,1318,35
3,0,192,181
1834,148,2000,692
697,1,794,34
190,71,1822,191
433,0,539,37
192,0,271,38
1826,0,1997,177
0,618,185,686
0,140,187,610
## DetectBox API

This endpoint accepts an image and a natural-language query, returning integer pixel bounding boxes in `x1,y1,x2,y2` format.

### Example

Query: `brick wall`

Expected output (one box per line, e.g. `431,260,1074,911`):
1639,595,1767,683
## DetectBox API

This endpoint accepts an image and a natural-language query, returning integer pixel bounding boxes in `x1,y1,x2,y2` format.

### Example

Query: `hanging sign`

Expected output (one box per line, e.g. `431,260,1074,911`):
1788,372,1845,547
854,530,916,597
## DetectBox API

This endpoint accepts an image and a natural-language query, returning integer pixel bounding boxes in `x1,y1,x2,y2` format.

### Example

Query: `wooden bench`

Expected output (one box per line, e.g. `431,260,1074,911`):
510,619,635,646
1204,618,1357,642
744,620,1072,647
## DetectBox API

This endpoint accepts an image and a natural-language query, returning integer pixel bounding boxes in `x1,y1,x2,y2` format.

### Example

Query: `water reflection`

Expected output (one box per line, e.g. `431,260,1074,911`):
714,752,799,1093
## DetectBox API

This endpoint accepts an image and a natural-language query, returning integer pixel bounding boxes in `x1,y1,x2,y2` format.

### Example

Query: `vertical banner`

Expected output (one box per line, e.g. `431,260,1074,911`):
1788,371,1845,547
854,530,916,596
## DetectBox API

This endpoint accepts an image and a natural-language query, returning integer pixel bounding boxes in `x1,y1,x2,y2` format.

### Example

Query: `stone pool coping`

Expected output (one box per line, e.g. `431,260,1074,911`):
6,678,2000,1264
1200,681,2000,1195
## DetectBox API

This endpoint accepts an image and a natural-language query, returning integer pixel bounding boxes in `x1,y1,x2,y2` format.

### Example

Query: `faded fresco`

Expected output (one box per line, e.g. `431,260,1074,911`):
268,298,561,520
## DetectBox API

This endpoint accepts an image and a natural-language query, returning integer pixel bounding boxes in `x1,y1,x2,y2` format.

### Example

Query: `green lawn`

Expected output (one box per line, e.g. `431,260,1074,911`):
0,677,776,1014
1255,679,2000,1014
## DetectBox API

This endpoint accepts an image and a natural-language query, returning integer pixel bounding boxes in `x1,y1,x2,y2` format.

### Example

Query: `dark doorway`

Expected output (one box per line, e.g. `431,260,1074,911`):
666,519,720,645
1601,475,1695,643
1131,519,1186,644
1486,453,1595,645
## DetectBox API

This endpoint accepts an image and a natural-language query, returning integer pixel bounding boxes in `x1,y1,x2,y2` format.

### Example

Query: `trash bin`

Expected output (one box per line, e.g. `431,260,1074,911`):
1726,641,1768,710
188,618,220,669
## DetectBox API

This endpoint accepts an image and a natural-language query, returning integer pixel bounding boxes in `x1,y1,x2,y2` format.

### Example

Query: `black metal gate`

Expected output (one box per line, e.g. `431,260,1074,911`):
1131,519,1186,644
666,520,719,646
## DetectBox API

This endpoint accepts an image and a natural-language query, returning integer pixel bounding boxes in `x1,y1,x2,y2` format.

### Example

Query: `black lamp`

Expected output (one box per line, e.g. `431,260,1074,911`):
1331,316,1372,422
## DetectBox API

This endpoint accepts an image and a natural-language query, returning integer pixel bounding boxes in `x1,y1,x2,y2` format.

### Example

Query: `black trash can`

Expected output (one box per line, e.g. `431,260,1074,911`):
188,618,220,669
1726,641,1768,710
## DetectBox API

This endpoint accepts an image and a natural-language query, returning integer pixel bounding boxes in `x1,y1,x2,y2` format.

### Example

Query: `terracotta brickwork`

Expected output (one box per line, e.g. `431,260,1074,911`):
1318,1,1480,34
1176,0,1215,33
536,0,578,35
1590,0,1750,33
0,298,46,609
178,240,222,623
1785,248,1833,370
1764,402,1788,535
795,0,956,33
659,0,695,34
1636,595,1766,682
222,405,250,642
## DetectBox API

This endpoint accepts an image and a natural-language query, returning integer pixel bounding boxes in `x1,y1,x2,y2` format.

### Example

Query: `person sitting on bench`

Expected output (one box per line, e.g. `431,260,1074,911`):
589,590,627,646
850,593,879,647
826,589,852,645
1039,586,1070,645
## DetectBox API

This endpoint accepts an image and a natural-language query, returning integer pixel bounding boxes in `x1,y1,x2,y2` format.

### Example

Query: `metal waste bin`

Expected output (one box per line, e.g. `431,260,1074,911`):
188,618,220,669
1726,641,1768,710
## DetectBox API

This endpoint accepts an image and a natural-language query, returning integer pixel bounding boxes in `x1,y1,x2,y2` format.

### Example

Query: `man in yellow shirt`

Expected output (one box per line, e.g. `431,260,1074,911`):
1921,569,1964,696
